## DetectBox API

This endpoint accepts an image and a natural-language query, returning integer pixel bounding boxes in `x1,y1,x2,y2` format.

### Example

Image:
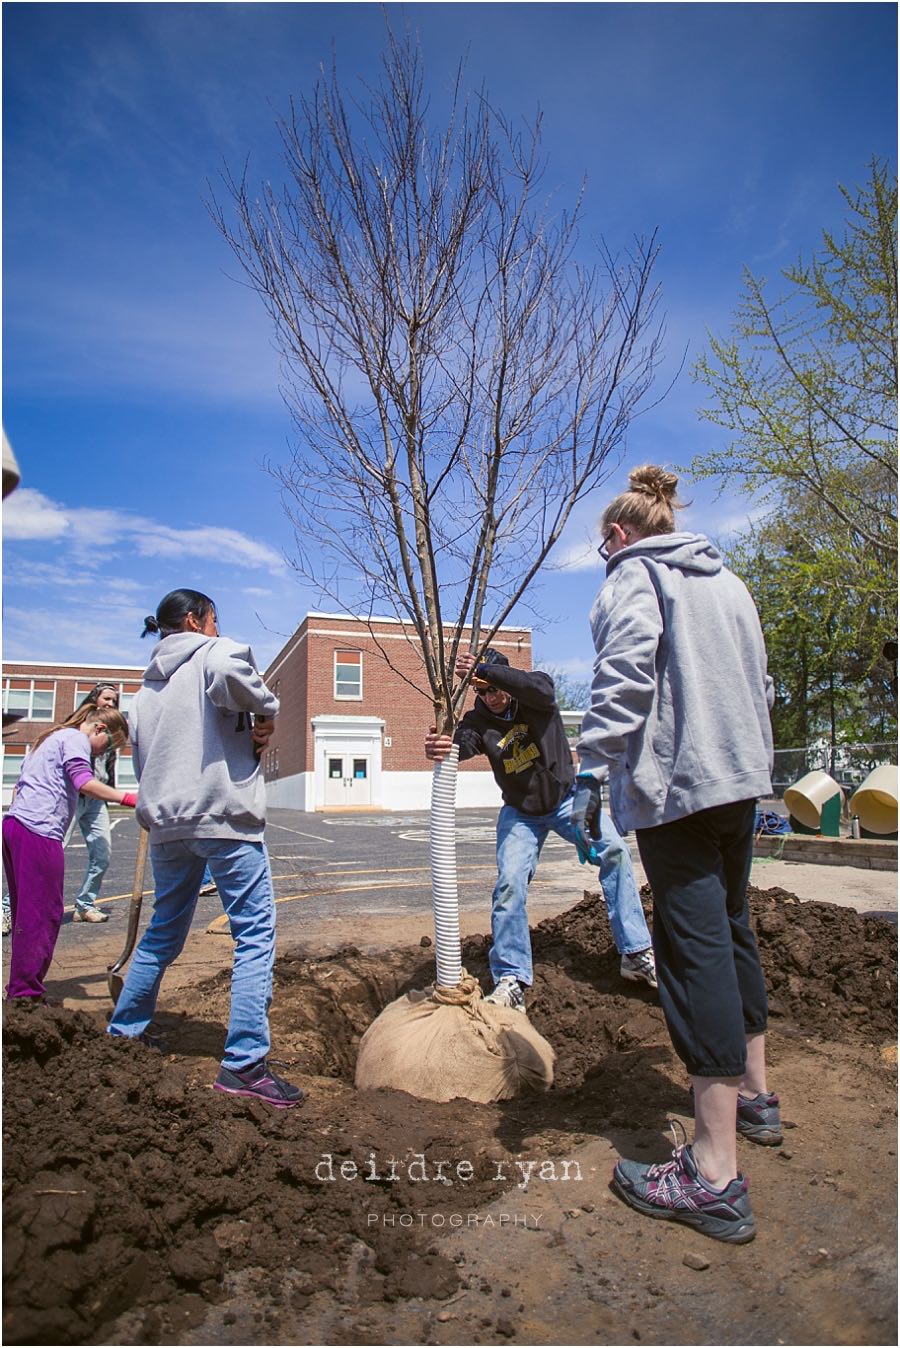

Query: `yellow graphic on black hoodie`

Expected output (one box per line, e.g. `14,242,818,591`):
498,722,542,775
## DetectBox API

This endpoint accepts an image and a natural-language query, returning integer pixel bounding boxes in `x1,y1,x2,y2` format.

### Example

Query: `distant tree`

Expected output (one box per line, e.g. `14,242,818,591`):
724,501,897,752
693,158,896,569
541,665,591,712
693,158,897,742
212,32,663,735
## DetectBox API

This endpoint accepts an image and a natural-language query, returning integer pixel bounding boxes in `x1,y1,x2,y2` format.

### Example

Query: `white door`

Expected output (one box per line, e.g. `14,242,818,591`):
323,753,371,806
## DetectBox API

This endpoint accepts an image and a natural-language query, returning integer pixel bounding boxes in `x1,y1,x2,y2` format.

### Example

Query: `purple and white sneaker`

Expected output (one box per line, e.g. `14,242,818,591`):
737,1090,783,1145
214,1059,303,1108
612,1136,756,1244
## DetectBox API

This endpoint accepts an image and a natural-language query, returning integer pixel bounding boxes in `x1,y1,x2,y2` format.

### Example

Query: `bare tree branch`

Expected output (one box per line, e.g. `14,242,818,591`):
211,32,663,732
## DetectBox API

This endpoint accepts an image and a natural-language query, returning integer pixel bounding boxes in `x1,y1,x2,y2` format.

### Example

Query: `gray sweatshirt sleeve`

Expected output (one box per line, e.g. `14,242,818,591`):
203,639,281,718
576,562,663,779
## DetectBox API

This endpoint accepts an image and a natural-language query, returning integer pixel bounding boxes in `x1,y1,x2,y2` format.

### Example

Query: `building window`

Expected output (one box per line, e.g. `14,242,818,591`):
334,650,362,700
2,751,26,788
2,680,56,722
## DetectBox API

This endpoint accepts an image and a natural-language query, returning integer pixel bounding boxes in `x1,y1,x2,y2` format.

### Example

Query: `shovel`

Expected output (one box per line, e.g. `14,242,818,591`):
107,827,150,1006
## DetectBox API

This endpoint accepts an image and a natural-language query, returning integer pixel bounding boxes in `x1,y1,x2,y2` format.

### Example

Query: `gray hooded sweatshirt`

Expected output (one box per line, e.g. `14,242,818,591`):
576,532,774,831
129,633,280,844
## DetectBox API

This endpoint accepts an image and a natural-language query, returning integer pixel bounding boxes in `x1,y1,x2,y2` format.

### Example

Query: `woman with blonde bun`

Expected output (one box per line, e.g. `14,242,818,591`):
574,464,778,1245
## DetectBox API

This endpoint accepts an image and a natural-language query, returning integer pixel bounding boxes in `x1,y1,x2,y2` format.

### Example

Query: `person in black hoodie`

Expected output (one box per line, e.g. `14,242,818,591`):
425,649,655,1012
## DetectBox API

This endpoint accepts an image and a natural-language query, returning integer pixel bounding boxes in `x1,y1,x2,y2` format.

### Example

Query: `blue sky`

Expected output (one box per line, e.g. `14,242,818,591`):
3,1,896,685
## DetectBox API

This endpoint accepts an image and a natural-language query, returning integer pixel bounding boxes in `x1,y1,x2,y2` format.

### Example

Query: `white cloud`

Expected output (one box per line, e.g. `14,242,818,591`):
2,605,148,665
3,490,285,574
137,524,284,572
2,488,70,540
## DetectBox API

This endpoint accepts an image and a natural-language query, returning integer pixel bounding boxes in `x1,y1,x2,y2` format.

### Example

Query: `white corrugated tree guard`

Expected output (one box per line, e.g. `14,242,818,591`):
214,30,663,1101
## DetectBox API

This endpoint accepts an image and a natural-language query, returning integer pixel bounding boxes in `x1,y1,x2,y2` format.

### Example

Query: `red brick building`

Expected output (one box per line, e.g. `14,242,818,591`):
3,616,548,813
2,662,143,806
262,613,533,811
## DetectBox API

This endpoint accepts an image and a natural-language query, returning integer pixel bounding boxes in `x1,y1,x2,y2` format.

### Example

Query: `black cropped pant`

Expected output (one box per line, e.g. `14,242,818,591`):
636,798,768,1078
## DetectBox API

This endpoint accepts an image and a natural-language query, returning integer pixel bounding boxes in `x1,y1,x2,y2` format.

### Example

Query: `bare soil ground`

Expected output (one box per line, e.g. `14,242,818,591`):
3,886,897,1347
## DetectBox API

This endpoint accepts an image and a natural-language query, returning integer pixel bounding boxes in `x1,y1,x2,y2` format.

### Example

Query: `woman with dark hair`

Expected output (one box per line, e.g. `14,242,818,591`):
107,589,301,1108
3,706,135,999
574,465,778,1245
64,682,122,922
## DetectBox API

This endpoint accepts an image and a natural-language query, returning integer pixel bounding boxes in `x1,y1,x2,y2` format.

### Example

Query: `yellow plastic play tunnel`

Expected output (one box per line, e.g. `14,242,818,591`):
849,765,899,836
783,770,844,831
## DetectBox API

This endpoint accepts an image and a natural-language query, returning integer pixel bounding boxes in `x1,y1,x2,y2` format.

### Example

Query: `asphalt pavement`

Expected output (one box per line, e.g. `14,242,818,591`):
47,805,593,958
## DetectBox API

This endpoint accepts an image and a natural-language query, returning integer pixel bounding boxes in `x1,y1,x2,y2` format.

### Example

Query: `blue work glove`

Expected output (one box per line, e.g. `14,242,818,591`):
571,774,603,866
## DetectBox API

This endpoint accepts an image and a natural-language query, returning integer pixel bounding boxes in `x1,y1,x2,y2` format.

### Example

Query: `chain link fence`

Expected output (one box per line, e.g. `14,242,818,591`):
772,742,896,798
564,712,895,802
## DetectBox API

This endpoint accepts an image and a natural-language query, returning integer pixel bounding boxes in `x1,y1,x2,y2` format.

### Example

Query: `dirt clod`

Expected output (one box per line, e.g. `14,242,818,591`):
682,1252,711,1271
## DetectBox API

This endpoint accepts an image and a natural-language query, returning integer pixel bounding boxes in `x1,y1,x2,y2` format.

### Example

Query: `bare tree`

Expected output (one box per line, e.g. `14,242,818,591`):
212,31,663,733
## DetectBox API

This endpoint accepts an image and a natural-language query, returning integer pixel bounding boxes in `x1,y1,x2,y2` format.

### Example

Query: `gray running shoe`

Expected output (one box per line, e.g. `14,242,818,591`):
612,1137,756,1244
737,1091,783,1145
483,976,527,1013
214,1059,303,1108
620,947,657,989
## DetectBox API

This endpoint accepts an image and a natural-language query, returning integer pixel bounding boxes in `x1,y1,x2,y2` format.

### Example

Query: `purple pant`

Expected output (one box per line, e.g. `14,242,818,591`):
2,815,65,1000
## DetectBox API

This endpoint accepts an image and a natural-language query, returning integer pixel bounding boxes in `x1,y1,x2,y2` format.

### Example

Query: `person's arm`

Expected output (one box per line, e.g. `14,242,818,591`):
474,663,557,711
204,639,280,718
79,778,137,807
576,561,663,780
63,757,136,807
425,712,483,763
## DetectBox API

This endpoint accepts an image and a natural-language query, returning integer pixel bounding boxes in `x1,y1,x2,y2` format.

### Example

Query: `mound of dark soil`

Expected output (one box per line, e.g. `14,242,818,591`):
543,884,897,1047
2,887,896,1345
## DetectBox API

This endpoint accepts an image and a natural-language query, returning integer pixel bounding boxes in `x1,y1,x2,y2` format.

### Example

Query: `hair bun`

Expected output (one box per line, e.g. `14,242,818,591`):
628,464,678,503
141,615,161,639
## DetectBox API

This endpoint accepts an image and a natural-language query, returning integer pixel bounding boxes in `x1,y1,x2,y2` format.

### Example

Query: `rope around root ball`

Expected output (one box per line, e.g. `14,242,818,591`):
432,970,492,1023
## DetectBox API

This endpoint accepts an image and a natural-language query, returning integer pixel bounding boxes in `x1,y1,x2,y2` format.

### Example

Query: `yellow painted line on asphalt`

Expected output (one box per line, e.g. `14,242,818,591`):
204,873,494,934
270,862,498,881
73,861,497,912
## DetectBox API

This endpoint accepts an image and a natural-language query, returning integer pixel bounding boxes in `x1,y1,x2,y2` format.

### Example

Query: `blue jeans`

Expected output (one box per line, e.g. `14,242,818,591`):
490,787,651,986
107,838,276,1071
72,797,112,909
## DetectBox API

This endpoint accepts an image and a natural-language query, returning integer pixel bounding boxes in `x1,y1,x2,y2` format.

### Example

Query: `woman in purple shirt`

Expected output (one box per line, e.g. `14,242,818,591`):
2,706,135,1000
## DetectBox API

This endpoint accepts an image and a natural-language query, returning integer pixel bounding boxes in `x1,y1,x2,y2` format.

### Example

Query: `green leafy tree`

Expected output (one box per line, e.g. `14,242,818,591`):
724,504,896,751
694,158,897,742
693,157,896,561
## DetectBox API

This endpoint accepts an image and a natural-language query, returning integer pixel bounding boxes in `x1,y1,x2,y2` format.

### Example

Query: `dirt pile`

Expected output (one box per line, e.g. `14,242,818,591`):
2,887,896,1345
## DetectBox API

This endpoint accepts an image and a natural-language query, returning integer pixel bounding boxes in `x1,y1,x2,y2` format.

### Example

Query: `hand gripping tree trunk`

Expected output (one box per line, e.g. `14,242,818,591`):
212,29,663,1101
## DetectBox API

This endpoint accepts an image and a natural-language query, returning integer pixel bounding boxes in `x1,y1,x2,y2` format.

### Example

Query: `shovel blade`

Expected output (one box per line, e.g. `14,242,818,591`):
107,970,124,1006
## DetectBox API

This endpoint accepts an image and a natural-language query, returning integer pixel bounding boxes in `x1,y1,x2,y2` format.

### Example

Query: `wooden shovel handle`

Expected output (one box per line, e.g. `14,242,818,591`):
107,827,149,987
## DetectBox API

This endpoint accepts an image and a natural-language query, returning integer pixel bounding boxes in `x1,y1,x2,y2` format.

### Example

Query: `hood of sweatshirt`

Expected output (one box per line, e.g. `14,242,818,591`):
142,633,213,684
606,531,723,577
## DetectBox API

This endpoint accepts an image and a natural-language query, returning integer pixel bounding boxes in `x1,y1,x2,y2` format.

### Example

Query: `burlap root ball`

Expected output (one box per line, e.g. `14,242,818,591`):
354,978,555,1103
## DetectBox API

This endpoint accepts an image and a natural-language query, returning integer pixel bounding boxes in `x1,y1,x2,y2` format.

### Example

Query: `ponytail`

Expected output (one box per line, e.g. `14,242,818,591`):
141,588,216,639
